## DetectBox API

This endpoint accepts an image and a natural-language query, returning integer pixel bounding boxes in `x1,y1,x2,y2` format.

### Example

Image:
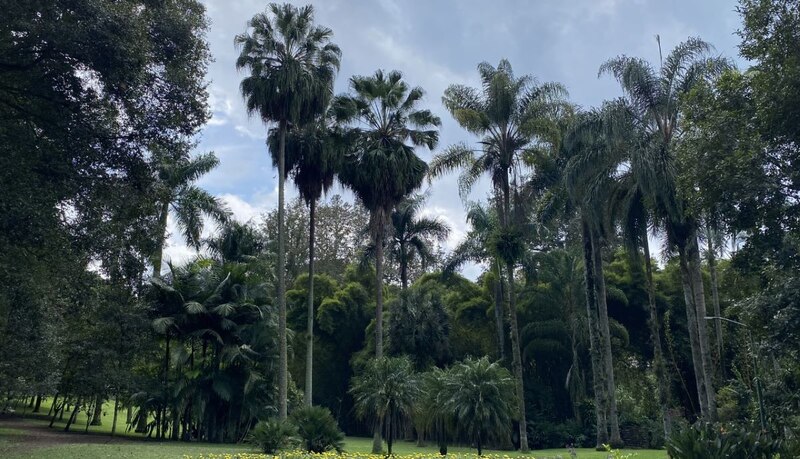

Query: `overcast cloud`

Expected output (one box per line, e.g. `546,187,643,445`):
163,0,744,279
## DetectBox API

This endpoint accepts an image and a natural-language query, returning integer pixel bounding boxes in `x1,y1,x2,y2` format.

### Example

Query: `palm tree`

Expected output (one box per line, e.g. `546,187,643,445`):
599,36,727,421
429,60,568,452
444,203,506,360
350,356,420,455
388,194,450,290
336,71,439,453
441,357,516,456
336,69,440,360
235,2,341,420
269,107,342,407
150,151,229,279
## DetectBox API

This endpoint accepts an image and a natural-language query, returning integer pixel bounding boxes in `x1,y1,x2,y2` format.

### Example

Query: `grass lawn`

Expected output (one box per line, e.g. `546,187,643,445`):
0,399,667,459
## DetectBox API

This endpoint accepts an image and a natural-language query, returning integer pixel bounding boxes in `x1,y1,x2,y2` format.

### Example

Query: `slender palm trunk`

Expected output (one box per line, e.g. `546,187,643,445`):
582,221,608,448
687,230,717,419
277,120,288,421
152,201,170,279
506,260,529,452
400,243,408,291
493,260,506,360
643,234,671,438
678,246,709,419
372,215,385,455
706,233,723,378
304,198,316,407
590,231,622,446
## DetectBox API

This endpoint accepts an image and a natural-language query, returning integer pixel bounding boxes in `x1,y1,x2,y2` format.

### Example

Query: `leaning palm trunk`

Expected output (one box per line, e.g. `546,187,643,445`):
506,260,529,452
305,198,316,407
643,234,671,437
582,221,609,448
590,231,622,446
277,120,288,421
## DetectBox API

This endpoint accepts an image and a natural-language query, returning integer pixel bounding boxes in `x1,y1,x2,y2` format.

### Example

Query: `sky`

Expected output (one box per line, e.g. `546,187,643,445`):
164,0,744,279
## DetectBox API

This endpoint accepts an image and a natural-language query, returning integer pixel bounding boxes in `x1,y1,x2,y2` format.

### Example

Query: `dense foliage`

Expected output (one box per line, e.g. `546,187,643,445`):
2,0,800,455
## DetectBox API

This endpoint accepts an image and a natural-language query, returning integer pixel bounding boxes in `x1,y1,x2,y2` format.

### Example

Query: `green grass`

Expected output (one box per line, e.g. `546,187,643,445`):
1,399,667,458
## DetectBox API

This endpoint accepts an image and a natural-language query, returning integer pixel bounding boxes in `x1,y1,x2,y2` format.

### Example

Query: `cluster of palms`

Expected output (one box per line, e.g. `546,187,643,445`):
225,1,732,452
351,356,515,456
140,223,277,442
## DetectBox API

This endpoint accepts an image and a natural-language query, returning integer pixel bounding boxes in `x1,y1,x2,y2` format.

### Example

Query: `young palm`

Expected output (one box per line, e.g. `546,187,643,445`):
441,357,516,456
350,356,420,455
235,3,341,420
429,60,568,452
600,37,728,420
151,151,230,279
388,194,450,290
269,107,342,407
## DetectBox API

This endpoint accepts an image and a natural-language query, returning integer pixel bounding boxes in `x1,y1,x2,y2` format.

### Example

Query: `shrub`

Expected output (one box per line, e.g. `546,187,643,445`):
248,418,297,454
291,405,345,453
666,422,788,459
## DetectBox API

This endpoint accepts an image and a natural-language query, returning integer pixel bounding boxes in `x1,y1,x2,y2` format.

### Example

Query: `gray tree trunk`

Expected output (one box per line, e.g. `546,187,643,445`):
151,201,170,279
582,222,608,448
507,260,529,453
591,231,623,447
678,249,709,419
643,234,671,438
688,231,717,419
706,233,724,378
372,218,385,455
111,397,119,436
277,120,288,421
91,395,103,425
493,260,506,360
304,198,316,407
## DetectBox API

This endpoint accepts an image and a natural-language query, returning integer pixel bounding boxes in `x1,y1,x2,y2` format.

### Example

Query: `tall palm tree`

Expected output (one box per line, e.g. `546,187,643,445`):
388,194,450,290
235,2,341,420
599,37,728,421
429,60,568,452
336,69,440,360
563,105,630,447
336,70,439,453
269,107,342,407
150,151,229,279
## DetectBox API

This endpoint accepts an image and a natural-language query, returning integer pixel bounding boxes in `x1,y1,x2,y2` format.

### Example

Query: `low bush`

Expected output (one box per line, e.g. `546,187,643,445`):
666,422,798,459
248,418,297,454
291,405,345,453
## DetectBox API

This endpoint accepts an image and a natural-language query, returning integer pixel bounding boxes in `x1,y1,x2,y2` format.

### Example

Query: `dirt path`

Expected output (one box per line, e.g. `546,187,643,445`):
0,415,136,454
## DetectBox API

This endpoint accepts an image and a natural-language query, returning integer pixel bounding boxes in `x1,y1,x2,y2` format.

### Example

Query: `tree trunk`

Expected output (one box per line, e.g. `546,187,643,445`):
583,221,608,448
400,242,408,291
706,232,724,379
678,247,709,419
305,197,316,407
111,397,119,436
33,394,42,413
151,200,170,279
506,260,529,452
687,230,717,419
277,119,288,421
91,395,103,425
591,231,623,447
48,393,58,417
126,406,132,425
64,398,81,432
372,220,385,455
493,260,506,360
372,420,383,454
135,407,149,433
643,234,671,438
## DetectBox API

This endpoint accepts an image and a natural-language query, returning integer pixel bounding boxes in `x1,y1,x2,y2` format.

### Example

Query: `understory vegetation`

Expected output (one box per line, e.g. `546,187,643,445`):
2,0,800,457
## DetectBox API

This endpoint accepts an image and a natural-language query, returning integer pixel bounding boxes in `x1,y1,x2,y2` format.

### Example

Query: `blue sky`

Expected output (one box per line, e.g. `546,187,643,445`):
164,0,744,278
